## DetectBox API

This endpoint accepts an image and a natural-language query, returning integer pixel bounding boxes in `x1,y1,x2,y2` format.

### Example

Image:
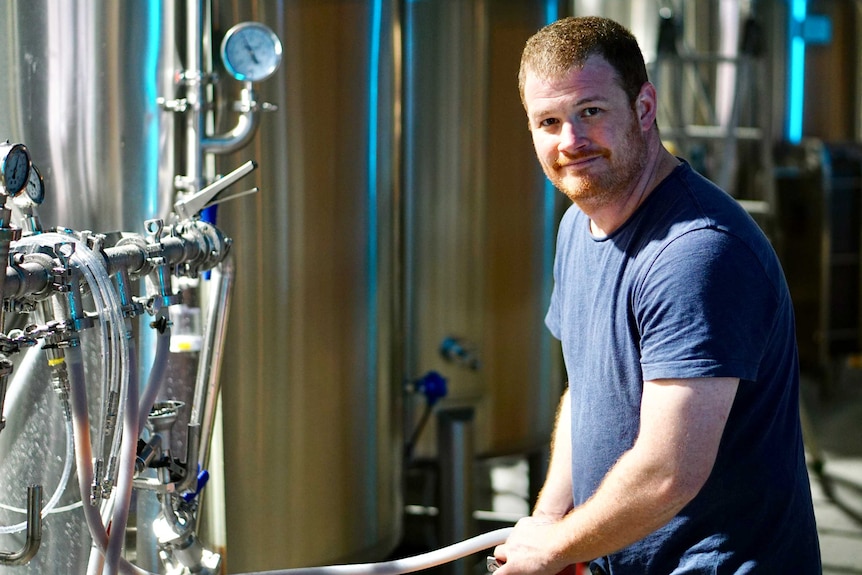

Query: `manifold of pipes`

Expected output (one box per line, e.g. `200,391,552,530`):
0,146,248,573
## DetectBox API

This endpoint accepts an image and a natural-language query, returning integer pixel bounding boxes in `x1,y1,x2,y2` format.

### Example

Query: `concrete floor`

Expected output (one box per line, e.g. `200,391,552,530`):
802,363,862,574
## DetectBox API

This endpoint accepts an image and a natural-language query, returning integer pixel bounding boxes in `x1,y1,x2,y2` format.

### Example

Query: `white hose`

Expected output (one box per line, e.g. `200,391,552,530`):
10,233,512,575
235,528,513,575
67,344,149,575
104,341,139,575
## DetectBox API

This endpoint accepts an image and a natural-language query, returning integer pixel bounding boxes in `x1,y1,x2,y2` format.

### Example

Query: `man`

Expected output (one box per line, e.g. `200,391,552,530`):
493,16,821,574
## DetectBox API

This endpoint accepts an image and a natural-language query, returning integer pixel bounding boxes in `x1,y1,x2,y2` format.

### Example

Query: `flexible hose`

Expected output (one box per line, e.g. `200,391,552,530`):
11,234,511,575
67,235,130,476
104,341,139,575
15,232,131,476
235,528,513,575
67,344,148,575
137,312,172,436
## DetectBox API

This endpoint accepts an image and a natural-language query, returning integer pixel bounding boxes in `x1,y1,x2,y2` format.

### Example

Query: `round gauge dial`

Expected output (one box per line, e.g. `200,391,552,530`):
24,163,45,205
0,143,31,197
221,22,283,83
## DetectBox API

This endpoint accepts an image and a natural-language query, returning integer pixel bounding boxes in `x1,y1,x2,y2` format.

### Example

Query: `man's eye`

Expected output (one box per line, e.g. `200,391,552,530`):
538,118,559,128
582,107,601,117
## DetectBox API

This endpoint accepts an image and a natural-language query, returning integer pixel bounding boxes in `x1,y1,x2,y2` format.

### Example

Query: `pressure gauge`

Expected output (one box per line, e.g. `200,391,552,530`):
23,163,45,205
220,22,283,82
0,142,31,197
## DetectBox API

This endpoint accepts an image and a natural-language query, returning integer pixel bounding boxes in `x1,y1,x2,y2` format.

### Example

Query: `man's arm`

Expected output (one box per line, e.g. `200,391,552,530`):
494,377,739,574
532,388,574,519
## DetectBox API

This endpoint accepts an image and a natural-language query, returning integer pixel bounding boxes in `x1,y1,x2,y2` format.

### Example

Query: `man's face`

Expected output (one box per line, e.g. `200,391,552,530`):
523,54,648,206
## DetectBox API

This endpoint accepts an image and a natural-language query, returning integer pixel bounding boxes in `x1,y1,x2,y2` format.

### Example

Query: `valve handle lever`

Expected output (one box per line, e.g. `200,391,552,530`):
174,160,258,220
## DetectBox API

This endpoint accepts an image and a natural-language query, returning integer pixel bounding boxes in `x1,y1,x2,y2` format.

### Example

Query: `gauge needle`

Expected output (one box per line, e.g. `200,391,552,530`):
242,37,260,64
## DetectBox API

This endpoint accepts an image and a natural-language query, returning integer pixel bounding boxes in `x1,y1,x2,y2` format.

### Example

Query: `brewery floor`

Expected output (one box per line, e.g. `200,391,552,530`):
802,362,862,574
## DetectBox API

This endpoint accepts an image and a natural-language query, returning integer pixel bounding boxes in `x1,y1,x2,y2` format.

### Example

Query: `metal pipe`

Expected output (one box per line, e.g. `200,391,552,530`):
2,220,231,304
186,0,205,193
0,485,43,566
192,257,234,468
437,407,476,575
201,86,262,154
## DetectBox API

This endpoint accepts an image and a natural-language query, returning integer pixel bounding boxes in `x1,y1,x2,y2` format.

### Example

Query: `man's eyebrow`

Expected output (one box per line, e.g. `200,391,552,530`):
528,95,608,120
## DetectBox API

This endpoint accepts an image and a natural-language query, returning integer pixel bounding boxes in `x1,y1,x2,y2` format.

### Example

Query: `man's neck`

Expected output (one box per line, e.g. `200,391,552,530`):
586,146,679,237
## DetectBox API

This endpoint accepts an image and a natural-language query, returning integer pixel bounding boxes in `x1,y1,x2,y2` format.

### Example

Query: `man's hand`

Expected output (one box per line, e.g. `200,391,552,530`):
492,516,571,575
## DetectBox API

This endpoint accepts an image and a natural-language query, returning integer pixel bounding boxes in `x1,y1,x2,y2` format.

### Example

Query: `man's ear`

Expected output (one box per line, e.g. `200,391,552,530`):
636,82,658,130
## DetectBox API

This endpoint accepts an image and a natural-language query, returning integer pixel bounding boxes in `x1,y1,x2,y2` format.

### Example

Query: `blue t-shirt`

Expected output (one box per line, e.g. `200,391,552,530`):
546,162,821,573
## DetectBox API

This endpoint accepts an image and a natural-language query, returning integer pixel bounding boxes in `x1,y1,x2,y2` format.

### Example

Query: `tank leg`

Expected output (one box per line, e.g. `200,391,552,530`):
438,407,476,575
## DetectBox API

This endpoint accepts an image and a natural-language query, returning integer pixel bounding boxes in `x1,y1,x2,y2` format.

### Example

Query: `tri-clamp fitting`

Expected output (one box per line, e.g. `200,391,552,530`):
50,243,94,331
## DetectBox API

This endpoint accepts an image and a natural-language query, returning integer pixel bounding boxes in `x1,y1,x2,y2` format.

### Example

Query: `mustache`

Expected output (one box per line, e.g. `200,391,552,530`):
552,149,610,170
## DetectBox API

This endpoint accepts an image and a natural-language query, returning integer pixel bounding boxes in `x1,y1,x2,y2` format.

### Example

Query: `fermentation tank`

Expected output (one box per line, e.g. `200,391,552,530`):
0,0,563,573
399,1,563,462
215,0,564,571
213,0,405,571
0,2,173,573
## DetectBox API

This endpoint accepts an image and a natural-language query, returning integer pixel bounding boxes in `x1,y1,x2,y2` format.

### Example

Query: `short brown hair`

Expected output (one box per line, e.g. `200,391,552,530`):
518,16,648,108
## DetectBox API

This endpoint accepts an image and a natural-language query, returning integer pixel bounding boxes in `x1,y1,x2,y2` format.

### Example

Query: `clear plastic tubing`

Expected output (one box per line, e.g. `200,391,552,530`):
67,343,149,575
15,232,131,473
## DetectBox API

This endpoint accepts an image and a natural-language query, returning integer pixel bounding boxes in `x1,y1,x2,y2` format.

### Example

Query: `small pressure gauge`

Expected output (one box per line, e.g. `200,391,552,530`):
220,22,283,83
23,163,45,206
0,142,31,197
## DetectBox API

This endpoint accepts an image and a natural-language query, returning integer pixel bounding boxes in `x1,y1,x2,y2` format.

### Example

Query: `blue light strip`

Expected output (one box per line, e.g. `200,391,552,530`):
540,0,559,426
144,0,162,220
545,0,559,26
786,0,807,143
365,0,383,540
543,0,559,279
138,0,163,379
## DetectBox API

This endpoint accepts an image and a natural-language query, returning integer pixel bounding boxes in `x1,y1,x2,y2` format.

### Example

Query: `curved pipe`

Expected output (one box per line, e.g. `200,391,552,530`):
0,485,43,566
235,528,513,575
201,86,261,154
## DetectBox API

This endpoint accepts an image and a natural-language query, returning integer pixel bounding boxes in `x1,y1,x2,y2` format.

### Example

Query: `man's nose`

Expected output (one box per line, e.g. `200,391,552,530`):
558,121,583,152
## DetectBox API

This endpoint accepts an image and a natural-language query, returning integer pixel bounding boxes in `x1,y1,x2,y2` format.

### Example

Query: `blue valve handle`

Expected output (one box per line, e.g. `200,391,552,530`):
182,467,210,503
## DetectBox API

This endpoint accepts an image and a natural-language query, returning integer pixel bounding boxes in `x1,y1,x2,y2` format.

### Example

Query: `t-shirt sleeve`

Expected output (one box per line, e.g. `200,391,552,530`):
636,228,780,382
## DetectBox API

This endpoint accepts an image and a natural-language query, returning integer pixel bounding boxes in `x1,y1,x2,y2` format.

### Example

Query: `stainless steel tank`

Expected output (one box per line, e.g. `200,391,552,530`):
213,1,404,571
213,0,565,569
0,0,566,573
0,1,174,573
401,1,562,460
